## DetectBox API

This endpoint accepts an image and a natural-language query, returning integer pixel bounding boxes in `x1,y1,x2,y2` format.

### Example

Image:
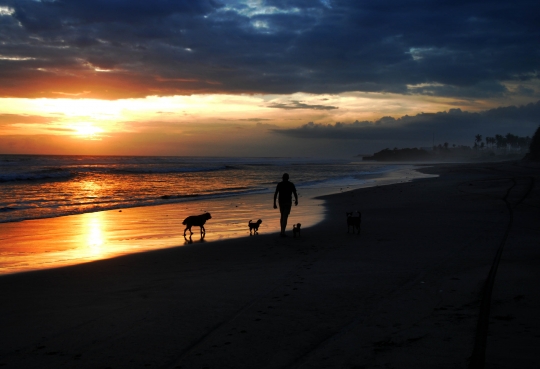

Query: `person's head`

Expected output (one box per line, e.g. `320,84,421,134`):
282,173,289,181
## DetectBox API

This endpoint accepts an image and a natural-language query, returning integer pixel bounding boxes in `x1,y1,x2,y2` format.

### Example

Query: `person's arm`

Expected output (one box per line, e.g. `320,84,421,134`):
273,185,279,209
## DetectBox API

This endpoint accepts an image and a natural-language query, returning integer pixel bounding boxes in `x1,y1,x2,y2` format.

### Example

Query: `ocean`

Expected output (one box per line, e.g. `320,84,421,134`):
0,155,406,224
0,155,431,274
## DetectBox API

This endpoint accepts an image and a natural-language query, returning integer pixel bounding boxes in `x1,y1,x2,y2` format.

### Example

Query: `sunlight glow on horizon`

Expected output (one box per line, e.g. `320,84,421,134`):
0,91,500,129
1,90,537,156
71,123,105,139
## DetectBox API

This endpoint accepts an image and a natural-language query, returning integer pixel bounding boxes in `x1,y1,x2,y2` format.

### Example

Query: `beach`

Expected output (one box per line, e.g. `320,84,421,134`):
0,161,538,368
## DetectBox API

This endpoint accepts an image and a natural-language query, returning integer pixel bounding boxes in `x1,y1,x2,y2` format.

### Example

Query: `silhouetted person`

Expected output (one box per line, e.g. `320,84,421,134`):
273,173,298,237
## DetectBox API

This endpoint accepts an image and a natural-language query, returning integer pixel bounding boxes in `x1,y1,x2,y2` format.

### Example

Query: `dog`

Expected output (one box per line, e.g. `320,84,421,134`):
248,219,262,235
346,211,361,234
183,212,212,236
293,223,301,237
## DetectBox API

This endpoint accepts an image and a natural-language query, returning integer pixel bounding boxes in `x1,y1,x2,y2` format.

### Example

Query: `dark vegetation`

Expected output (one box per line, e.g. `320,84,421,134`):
525,125,540,161
363,129,539,162
363,148,431,161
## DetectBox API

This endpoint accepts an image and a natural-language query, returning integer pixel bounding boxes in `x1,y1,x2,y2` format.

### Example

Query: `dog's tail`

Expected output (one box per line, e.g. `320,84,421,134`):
248,220,252,225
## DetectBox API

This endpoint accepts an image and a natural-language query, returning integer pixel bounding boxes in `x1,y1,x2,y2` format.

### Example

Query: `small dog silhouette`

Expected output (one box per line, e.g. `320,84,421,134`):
248,219,262,234
293,223,301,237
346,211,361,234
183,212,212,236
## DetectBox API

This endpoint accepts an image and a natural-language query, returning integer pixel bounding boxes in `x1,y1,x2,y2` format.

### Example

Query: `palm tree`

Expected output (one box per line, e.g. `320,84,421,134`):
495,134,506,149
505,133,518,151
475,134,482,149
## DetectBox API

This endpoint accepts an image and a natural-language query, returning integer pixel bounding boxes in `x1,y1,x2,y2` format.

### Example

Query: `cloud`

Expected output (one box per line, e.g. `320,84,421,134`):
267,100,338,110
254,122,280,129
0,114,57,126
239,118,271,122
273,101,540,147
45,127,75,132
0,0,538,99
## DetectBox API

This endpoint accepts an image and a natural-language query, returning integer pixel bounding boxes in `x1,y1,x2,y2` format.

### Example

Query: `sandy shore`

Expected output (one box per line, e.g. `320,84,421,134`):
0,165,427,275
0,161,538,368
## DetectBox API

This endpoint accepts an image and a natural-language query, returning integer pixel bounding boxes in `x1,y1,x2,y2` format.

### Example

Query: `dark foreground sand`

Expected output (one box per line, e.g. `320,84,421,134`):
0,161,538,369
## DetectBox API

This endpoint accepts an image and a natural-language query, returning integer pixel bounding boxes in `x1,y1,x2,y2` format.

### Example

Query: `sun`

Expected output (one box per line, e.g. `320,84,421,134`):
72,123,104,138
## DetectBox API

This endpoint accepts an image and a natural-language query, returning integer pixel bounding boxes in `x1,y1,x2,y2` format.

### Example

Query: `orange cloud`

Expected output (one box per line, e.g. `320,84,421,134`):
0,69,234,100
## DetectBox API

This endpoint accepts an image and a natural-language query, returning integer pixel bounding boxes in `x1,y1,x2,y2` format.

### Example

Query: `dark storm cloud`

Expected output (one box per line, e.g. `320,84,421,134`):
273,101,540,147
0,0,539,98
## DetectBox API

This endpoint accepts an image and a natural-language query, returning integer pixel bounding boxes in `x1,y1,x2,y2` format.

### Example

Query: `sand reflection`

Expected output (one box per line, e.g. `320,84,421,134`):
0,191,325,275
83,212,105,257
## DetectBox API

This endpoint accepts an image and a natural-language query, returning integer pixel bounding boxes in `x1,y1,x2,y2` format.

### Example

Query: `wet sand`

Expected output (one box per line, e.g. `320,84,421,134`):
0,161,538,368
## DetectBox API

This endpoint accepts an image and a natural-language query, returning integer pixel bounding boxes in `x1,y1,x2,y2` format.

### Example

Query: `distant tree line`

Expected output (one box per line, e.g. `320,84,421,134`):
363,147,431,161
363,126,540,162
473,133,532,151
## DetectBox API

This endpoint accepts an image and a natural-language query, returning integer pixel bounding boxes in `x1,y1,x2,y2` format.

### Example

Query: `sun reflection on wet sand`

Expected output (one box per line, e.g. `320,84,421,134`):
83,212,105,257
0,191,325,275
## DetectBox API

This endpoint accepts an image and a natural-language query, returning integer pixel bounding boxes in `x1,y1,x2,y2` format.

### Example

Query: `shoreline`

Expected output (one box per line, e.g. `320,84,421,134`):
0,164,430,275
0,161,538,368
0,157,403,225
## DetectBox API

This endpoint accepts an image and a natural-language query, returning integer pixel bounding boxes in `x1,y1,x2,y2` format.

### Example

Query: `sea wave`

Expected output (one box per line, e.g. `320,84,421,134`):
110,165,232,174
0,185,270,223
0,168,73,182
297,175,369,189
0,155,406,224
160,186,267,200
0,164,234,181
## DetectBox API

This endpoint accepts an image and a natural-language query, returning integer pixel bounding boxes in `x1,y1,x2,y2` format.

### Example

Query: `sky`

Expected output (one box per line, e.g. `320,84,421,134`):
0,0,539,158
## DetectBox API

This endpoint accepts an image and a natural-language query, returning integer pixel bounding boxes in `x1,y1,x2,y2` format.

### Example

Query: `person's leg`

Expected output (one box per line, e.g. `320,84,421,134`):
279,203,292,236
280,213,289,235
